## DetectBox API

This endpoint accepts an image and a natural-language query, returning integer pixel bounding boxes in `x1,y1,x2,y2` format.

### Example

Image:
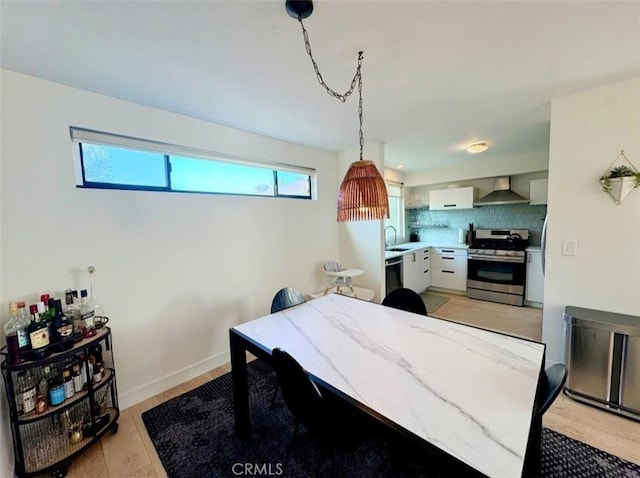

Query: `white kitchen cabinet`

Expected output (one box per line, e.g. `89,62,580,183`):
429,187,476,210
430,247,467,292
529,179,548,205
403,248,430,294
525,250,544,303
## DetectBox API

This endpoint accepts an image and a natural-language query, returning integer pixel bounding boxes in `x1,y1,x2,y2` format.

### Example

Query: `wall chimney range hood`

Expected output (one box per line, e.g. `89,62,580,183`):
474,177,529,206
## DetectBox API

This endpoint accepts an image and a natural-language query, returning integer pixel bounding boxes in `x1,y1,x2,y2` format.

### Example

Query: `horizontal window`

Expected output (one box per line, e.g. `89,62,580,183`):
70,127,314,199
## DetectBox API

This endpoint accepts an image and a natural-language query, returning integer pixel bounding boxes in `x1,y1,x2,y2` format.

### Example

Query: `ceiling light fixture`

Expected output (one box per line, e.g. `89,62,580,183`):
286,0,389,222
466,142,489,154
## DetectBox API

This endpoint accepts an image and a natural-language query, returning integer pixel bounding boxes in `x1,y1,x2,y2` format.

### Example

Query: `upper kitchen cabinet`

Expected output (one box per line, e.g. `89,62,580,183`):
529,179,548,205
429,187,476,210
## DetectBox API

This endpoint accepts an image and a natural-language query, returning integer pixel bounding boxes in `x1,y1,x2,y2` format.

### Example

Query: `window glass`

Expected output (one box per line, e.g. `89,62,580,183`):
276,171,311,197
82,144,167,187
385,182,404,235
73,128,313,200
170,156,274,196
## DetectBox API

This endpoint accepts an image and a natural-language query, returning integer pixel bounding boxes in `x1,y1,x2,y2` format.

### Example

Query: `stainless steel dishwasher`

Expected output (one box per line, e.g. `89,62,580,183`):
385,256,403,296
564,306,640,421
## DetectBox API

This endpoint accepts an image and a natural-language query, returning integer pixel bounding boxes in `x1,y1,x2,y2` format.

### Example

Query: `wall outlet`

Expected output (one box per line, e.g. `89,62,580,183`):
562,240,578,256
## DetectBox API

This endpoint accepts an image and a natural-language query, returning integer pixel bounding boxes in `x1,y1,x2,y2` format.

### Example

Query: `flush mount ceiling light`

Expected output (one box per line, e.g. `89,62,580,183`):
286,0,389,222
466,142,490,154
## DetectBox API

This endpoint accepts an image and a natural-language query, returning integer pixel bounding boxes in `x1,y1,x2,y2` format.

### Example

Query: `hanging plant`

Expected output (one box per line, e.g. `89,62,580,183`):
599,152,640,205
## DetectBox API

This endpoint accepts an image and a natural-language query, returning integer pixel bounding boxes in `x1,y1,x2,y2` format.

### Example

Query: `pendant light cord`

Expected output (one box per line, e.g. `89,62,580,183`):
297,18,365,160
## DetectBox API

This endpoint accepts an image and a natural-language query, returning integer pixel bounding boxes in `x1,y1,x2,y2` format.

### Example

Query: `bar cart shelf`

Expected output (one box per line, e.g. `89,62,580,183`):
1,327,119,477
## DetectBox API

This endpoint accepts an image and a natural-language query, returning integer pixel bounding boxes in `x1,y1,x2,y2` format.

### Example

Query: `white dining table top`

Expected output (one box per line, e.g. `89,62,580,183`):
232,294,545,478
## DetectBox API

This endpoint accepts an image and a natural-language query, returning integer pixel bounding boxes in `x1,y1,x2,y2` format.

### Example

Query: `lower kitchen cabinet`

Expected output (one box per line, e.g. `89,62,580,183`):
430,247,467,292
403,248,430,294
525,250,544,303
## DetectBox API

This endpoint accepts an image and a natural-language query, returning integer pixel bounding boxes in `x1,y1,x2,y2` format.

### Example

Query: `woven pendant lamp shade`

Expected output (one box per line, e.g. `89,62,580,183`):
337,160,390,222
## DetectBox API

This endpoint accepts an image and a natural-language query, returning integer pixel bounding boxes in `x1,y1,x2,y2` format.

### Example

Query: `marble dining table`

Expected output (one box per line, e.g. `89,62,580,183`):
229,293,546,478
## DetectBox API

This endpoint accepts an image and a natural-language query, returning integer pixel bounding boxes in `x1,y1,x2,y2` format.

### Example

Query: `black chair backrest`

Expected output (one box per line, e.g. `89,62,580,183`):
382,287,428,316
271,288,306,313
271,348,325,431
536,363,568,417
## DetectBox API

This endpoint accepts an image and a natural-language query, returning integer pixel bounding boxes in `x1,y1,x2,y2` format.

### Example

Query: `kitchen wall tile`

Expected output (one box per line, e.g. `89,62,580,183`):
406,204,547,246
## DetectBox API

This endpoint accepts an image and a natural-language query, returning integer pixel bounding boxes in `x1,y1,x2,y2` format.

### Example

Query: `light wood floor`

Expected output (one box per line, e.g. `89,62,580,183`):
61,294,638,478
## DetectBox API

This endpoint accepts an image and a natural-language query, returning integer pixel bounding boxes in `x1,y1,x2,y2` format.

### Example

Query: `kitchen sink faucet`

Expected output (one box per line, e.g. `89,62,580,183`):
384,226,397,248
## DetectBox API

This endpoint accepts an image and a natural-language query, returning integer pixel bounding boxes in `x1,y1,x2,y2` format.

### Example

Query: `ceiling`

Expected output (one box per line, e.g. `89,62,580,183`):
2,1,639,175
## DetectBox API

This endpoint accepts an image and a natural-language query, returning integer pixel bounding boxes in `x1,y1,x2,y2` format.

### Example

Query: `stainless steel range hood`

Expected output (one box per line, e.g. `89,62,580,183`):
474,177,529,206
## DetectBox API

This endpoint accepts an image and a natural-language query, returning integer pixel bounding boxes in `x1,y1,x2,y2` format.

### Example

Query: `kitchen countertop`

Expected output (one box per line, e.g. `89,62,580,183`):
525,246,541,252
385,242,469,259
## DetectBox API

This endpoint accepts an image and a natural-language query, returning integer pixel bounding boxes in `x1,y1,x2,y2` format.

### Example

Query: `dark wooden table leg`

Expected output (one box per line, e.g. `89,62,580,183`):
523,416,542,477
230,329,250,438
523,359,545,478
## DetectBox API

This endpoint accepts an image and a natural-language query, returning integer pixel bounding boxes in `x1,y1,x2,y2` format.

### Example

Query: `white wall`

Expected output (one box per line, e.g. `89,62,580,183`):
0,70,9,478
543,77,640,363
0,69,340,471
403,151,548,187
338,144,386,301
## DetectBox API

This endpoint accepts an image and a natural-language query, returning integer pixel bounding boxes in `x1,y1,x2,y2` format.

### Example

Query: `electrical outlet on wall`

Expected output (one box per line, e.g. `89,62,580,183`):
562,240,578,256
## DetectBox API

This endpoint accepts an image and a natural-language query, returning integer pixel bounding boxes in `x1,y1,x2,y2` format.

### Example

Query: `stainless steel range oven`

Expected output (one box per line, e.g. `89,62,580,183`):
467,229,529,306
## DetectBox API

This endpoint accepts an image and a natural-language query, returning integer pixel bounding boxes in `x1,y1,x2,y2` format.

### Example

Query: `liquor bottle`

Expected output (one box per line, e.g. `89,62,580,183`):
87,265,104,320
16,302,32,350
21,371,36,414
4,302,27,365
89,343,104,383
62,367,74,400
80,290,96,338
28,305,51,361
72,359,83,393
65,289,83,342
50,299,73,352
40,294,50,312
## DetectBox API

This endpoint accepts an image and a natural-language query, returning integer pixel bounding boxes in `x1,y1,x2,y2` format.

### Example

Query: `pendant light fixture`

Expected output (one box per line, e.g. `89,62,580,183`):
286,0,389,222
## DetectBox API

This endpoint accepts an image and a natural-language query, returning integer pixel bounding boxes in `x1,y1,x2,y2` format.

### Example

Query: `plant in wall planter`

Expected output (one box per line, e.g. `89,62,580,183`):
599,151,640,205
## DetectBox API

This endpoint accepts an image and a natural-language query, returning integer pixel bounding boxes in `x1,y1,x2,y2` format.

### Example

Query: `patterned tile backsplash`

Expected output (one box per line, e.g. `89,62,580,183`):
406,204,548,246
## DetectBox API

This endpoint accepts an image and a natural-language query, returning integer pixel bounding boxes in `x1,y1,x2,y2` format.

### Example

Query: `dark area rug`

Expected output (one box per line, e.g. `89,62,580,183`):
142,360,640,478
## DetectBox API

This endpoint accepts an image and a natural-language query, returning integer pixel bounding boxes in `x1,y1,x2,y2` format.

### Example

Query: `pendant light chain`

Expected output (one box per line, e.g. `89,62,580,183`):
298,19,362,103
297,18,365,160
358,63,364,160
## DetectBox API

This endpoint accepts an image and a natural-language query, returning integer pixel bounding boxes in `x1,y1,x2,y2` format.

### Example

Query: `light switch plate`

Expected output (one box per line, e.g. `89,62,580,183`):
562,240,578,256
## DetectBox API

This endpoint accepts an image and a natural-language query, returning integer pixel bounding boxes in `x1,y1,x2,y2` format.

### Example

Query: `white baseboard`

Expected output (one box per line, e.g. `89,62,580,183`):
118,349,231,410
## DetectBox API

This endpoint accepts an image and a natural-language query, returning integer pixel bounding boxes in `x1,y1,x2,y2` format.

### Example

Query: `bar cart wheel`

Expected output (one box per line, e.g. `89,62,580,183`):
53,460,70,478
111,422,119,434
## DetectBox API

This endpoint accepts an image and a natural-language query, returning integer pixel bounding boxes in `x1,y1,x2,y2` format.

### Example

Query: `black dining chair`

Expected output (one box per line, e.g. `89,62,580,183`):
525,363,568,476
270,287,306,314
269,288,306,405
382,287,428,316
271,347,364,460
271,347,330,460
536,363,568,417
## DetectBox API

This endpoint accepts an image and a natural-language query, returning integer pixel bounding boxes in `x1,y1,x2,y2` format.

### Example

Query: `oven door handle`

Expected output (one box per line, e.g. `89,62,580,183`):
468,254,525,264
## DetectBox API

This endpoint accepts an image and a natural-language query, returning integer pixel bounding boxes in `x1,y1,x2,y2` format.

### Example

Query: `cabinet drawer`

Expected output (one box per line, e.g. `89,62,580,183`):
432,254,467,270
432,247,467,257
431,268,466,291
